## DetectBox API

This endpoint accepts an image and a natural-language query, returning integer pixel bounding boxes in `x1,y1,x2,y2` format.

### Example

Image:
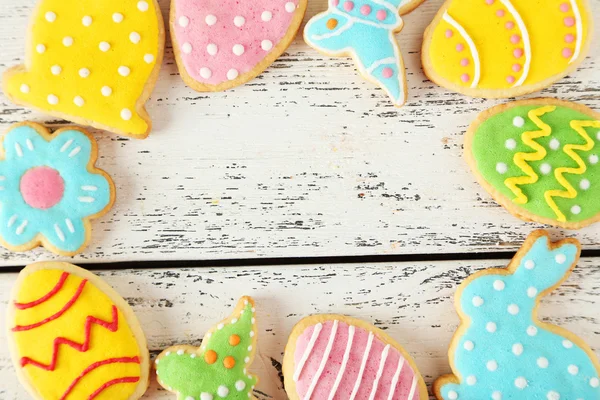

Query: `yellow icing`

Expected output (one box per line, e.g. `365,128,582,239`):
11,269,142,400
545,120,599,222
2,0,162,138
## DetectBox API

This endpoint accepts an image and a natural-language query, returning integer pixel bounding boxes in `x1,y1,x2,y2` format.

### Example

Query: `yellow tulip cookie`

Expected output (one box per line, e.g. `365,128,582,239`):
2,0,165,138
422,0,592,98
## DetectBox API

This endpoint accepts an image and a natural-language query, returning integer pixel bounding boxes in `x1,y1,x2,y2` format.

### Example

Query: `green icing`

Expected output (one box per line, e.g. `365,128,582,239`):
471,104,600,223
156,298,258,400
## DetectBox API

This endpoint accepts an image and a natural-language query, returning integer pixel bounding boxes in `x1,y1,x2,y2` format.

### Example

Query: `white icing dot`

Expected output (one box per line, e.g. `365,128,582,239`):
99,42,111,52
547,391,560,400
590,378,599,388
165,351,171,356
179,16,190,27
155,359,159,365
555,254,567,264
20,84,30,94
200,393,213,400
527,287,538,298
568,365,579,375
549,138,560,150
144,54,155,63
185,397,194,400
524,259,535,270
513,116,525,127
51,65,62,75
251,317,256,324
63,36,74,47
200,67,212,79
233,44,245,56
82,16,92,26
540,163,552,175
177,349,185,355
493,280,505,291
571,205,581,215
472,296,484,307
261,11,273,21
231,318,238,324
285,2,296,12
227,69,239,80
47,94,58,105
244,356,250,363
182,42,193,54
121,108,132,120
73,96,84,107
190,353,197,358
217,385,229,398
247,345,252,351
505,138,517,150
537,357,549,368
207,43,218,56
101,86,112,96
79,68,90,78
448,391,458,400
118,66,131,76
45,11,56,22
138,1,149,11
492,392,502,400
261,40,273,51
527,326,538,336
466,375,477,386
463,340,474,351
590,154,599,164
580,179,590,190
515,377,527,389
235,380,246,391
563,340,573,349
217,323,224,330
249,331,255,337
234,16,246,27
130,32,141,44
486,360,498,371
113,13,124,23
36,44,46,54
486,322,497,333
512,343,524,356
496,162,508,174
507,304,519,315
206,14,217,25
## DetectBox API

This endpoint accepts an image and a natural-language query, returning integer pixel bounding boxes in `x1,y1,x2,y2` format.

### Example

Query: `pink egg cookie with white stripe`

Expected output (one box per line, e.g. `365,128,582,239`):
283,314,428,400
170,0,308,92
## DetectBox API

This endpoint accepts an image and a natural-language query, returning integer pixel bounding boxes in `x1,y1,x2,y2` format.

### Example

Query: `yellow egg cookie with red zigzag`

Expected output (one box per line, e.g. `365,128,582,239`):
2,0,165,138
422,0,593,98
7,262,150,400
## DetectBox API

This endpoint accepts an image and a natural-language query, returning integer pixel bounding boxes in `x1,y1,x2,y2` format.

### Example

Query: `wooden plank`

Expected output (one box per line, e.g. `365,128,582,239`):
0,0,599,265
1,259,598,399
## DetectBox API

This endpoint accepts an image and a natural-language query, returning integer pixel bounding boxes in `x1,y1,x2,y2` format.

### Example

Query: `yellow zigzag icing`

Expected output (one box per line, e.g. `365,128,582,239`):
504,106,556,204
544,120,600,222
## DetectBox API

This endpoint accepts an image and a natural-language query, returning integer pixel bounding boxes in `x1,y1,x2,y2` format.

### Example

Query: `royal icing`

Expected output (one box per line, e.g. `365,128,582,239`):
172,0,307,90
2,0,163,138
424,0,591,95
435,231,600,400
466,100,600,228
8,263,149,400
0,123,114,255
155,297,258,400
304,0,417,106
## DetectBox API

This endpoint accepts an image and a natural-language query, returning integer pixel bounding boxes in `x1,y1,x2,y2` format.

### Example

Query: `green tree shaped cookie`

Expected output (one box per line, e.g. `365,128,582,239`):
155,297,258,400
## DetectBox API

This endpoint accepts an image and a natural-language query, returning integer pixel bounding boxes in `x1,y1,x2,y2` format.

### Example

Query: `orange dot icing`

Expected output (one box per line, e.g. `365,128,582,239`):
229,334,241,346
326,18,338,30
223,356,236,369
204,350,217,364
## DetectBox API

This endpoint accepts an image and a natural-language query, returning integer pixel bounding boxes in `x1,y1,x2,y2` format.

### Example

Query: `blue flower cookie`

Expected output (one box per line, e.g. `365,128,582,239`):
434,230,600,400
0,122,115,255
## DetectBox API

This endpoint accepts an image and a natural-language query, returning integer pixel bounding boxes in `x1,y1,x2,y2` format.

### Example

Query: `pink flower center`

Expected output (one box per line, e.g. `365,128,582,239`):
20,166,65,209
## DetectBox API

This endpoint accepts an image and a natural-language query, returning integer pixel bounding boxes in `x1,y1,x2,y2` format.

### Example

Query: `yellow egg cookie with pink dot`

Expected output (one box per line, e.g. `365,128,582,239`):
2,0,165,138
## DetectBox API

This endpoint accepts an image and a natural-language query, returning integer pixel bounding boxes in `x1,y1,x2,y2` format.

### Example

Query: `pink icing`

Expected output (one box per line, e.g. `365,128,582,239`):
332,0,339,5
506,75,516,84
460,73,470,83
460,58,469,67
344,1,354,11
562,47,573,58
456,43,465,52
360,5,372,15
565,33,575,43
376,10,387,21
513,48,524,58
174,0,300,85
20,167,65,209
505,21,515,29
564,16,575,27
510,34,521,44
496,9,505,17
485,0,494,4
512,63,522,72
559,2,570,12
445,29,453,38
293,321,420,400
382,67,393,79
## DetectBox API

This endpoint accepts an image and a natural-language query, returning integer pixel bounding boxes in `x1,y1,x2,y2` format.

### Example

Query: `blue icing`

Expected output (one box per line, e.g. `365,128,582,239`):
0,125,113,253
440,235,600,400
305,0,407,105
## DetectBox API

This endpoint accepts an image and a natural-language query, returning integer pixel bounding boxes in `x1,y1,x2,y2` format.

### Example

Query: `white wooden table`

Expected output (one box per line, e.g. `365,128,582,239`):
0,0,599,398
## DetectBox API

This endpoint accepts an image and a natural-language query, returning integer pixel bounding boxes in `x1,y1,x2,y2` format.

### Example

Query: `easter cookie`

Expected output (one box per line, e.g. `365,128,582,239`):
283,314,428,400
0,122,115,256
7,262,150,400
304,0,425,107
155,296,258,399
2,0,165,138
465,98,600,229
434,230,600,400
171,0,308,91
422,0,593,98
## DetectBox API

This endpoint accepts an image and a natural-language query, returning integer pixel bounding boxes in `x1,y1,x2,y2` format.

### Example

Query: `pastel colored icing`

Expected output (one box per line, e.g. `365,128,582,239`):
2,0,163,138
8,263,149,400
436,232,600,400
0,123,114,255
423,0,591,95
304,0,413,106
172,0,306,89
467,100,600,228
292,319,422,399
155,297,258,399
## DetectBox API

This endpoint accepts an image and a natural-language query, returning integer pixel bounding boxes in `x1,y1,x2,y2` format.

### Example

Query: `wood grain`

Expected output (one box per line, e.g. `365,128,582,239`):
1,260,598,399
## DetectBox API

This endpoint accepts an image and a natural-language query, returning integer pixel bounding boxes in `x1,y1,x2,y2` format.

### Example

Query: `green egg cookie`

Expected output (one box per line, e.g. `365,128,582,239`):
465,98,600,229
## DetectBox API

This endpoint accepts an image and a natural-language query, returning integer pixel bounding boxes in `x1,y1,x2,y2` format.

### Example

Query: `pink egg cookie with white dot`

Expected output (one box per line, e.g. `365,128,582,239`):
170,0,308,91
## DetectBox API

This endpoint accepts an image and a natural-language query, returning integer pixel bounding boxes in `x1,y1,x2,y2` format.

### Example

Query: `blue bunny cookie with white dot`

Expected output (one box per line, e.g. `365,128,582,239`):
434,230,600,400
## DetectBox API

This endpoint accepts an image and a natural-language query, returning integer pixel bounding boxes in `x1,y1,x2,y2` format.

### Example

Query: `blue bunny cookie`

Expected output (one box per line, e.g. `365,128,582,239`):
434,230,600,400
304,0,424,107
